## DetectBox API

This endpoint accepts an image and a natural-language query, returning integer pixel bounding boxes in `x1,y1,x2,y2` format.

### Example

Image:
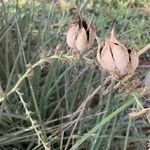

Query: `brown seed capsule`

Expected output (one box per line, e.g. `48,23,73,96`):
66,21,79,49
66,13,96,53
97,38,116,73
97,29,129,76
75,26,88,51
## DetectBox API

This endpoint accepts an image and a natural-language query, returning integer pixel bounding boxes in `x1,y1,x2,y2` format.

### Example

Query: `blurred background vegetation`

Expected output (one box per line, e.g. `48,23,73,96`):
0,0,150,149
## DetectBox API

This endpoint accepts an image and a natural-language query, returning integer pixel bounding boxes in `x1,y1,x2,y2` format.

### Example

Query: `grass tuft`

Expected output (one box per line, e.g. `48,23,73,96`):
0,0,150,149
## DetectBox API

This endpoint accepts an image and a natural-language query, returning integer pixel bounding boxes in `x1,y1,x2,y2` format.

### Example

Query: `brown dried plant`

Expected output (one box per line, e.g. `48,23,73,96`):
66,10,96,54
96,28,139,76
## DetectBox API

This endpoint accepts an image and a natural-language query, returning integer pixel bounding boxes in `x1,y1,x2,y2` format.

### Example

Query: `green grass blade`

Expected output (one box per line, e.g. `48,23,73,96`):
70,98,135,150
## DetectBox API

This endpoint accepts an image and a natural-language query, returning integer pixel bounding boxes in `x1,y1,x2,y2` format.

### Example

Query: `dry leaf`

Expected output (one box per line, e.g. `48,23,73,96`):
129,108,150,118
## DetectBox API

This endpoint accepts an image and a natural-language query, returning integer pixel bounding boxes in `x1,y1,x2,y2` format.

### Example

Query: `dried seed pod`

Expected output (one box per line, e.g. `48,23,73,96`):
66,21,79,49
97,28,129,76
127,49,139,74
97,38,116,73
66,13,96,53
75,27,88,51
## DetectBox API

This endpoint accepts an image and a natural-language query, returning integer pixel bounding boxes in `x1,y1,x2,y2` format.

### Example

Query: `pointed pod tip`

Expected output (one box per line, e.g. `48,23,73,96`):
111,25,115,38
75,6,82,19
95,36,103,47
88,14,94,27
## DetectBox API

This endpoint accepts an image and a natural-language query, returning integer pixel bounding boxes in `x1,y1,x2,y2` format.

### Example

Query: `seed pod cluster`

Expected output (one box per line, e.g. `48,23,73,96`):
66,13,96,53
66,12,139,76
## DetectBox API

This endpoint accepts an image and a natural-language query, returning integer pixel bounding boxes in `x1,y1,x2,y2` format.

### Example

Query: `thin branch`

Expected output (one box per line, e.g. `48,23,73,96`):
138,43,150,56
16,90,50,150
0,56,59,103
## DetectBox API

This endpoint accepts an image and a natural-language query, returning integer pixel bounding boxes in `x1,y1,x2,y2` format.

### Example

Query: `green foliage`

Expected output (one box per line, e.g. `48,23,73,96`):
0,0,149,149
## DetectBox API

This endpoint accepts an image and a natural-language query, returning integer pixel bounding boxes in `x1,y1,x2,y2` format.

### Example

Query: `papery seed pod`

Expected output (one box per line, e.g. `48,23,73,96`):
97,28,129,76
97,38,116,73
109,29,129,75
66,21,79,49
75,25,88,51
66,12,96,53
127,49,139,74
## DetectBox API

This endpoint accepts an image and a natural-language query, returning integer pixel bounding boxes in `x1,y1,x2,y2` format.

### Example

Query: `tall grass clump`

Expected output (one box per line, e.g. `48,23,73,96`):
0,0,150,149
